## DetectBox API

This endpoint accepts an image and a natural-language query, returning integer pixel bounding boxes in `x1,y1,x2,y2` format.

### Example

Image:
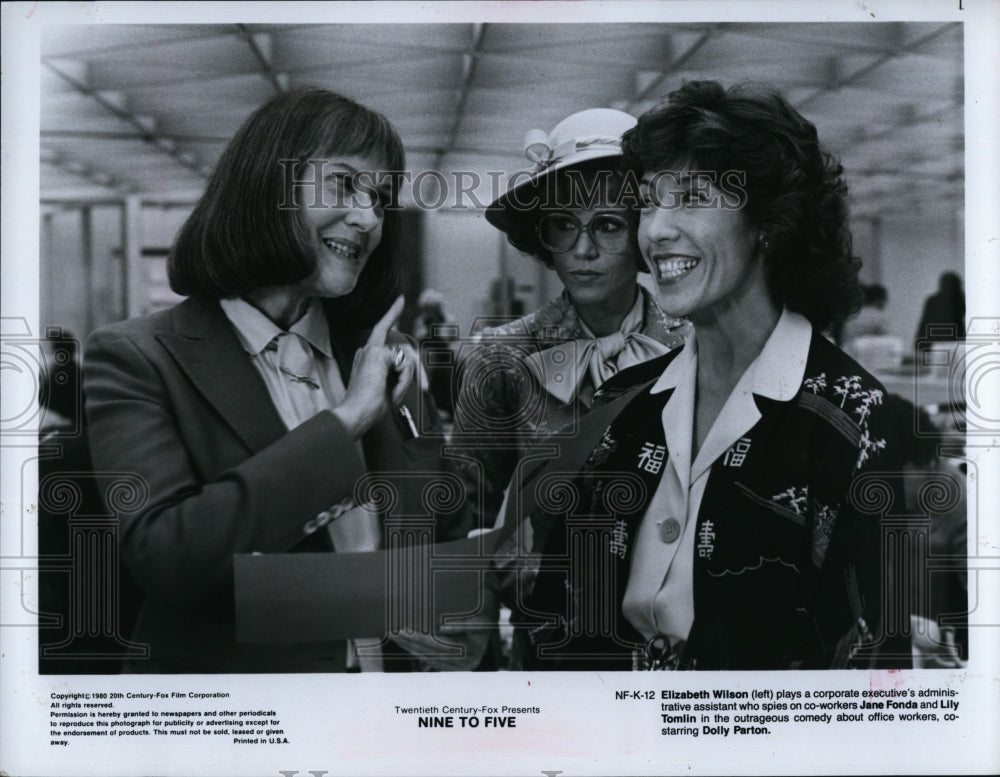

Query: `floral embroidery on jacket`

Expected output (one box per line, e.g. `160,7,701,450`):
812,503,840,566
770,484,841,567
583,426,619,470
773,485,809,516
802,371,887,471
803,372,827,394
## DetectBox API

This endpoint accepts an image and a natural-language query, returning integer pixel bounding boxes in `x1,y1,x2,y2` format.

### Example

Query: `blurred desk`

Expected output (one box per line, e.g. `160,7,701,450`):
875,366,961,409
852,340,966,410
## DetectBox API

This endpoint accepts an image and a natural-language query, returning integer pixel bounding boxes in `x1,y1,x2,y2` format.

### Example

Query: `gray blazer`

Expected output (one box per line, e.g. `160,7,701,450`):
84,295,458,672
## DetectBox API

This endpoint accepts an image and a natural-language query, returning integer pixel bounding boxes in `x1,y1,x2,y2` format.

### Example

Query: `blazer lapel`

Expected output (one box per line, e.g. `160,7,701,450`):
494,383,649,548
156,297,287,454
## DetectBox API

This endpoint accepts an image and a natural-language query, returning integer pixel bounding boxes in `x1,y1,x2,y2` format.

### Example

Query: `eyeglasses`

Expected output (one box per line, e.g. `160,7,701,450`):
535,212,631,253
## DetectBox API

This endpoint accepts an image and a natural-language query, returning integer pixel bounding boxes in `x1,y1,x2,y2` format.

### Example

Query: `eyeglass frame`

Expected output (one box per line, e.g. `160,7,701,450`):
534,211,633,253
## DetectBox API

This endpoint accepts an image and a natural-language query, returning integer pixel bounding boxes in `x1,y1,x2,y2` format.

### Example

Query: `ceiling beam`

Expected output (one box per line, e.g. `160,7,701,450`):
732,24,923,57
44,57,212,180
38,130,523,161
794,22,957,111
41,26,235,59
626,27,716,109
480,27,713,56
435,23,487,170
42,130,231,143
41,149,138,193
236,24,288,94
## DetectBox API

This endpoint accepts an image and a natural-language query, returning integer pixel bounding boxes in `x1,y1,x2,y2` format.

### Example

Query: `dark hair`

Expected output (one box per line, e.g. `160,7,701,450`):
501,158,645,272
622,80,862,329
864,283,888,307
168,88,405,326
938,271,963,295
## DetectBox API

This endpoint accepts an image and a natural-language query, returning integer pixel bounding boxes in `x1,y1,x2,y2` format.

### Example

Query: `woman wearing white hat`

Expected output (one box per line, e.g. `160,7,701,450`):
445,109,687,668
454,108,688,536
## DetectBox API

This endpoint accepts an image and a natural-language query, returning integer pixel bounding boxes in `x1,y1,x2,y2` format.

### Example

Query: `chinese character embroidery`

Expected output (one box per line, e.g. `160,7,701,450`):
723,436,752,467
636,442,666,474
610,519,628,559
697,520,716,559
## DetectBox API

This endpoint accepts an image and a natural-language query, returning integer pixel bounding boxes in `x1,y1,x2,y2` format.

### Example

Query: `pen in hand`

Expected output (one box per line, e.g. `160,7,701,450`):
398,404,420,440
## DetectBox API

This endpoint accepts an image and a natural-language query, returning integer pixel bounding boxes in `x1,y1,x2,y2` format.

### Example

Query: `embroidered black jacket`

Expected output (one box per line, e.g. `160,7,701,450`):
505,329,911,670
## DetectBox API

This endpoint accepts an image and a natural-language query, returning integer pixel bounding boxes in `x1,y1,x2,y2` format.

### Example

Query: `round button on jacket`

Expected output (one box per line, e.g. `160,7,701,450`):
657,517,682,543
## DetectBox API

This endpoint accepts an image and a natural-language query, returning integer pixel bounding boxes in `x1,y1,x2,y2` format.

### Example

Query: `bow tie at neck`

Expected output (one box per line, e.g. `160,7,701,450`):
523,321,669,406
593,330,628,361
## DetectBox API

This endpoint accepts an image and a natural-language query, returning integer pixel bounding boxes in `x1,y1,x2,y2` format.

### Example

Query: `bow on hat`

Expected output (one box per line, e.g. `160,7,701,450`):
520,108,638,174
523,130,627,173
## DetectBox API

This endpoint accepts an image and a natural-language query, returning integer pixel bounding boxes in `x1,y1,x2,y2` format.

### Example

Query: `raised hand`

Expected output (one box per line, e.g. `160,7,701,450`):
331,295,415,438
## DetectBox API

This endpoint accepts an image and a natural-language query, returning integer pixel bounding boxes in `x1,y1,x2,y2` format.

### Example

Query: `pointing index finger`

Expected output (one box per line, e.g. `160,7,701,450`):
367,295,405,346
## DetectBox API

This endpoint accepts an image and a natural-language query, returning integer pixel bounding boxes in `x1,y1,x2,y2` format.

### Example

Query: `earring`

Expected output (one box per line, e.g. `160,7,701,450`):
760,236,770,253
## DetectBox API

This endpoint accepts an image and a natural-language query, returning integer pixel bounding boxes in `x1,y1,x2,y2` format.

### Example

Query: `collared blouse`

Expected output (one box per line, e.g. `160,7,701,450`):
622,308,813,645
453,286,688,532
513,307,908,670
220,297,348,430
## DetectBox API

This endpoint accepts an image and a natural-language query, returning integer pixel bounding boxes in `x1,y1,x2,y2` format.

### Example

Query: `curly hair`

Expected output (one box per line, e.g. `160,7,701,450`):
499,158,646,273
168,88,405,327
621,80,862,329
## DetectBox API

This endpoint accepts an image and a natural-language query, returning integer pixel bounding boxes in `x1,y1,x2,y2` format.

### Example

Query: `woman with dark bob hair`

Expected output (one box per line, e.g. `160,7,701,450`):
84,88,462,673
168,89,404,326
505,81,909,670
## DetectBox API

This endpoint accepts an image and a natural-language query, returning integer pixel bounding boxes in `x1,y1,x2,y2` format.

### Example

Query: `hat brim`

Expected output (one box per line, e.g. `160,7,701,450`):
485,147,624,235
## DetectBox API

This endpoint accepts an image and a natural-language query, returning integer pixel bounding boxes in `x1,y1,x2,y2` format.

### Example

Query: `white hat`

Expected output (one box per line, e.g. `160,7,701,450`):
486,108,637,235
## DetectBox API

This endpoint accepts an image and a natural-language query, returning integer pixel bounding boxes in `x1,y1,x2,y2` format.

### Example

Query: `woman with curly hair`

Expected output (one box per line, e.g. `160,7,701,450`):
509,81,908,670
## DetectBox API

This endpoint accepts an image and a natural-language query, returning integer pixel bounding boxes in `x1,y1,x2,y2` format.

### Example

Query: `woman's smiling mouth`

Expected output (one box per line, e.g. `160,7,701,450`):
651,255,700,283
322,237,361,259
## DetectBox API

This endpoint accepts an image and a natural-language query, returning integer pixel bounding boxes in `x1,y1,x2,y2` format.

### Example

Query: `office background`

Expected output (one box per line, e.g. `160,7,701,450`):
40,21,964,402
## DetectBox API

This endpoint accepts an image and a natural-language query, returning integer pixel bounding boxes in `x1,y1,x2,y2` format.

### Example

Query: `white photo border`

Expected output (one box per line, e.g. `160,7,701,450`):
2,2,998,776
